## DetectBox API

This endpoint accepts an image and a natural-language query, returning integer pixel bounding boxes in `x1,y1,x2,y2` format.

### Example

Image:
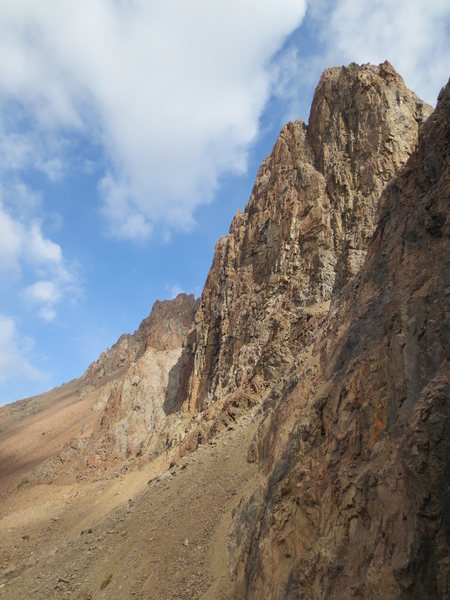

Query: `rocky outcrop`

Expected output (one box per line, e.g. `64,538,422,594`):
231,78,449,599
308,62,432,292
80,293,197,463
178,62,432,412
83,293,197,385
29,293,197,482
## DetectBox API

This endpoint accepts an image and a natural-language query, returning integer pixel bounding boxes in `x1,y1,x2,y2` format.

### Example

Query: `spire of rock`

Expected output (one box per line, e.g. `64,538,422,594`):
178,62,432,411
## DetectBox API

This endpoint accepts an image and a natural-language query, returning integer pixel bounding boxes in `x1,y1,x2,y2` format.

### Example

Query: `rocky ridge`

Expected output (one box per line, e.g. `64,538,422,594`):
24,293,197,484
0,62,448,599
229,76,449,599
79,292,197,462
177,62,432,414
23,62,433,479
83,293,197,386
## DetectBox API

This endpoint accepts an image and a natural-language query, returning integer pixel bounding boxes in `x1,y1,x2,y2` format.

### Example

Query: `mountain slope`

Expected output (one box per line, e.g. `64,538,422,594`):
0,64,447,600
231,77,449,600
0,294,196,492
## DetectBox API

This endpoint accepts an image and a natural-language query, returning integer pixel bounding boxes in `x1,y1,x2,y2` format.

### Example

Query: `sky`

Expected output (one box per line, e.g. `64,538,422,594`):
0,0,449,405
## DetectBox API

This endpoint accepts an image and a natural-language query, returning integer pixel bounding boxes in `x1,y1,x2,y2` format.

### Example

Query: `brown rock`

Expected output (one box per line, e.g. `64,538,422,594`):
21,293,198,484
178,62,432,412
83,292,197,385
0,63,447,600
78,293,198,463
233,77,449,600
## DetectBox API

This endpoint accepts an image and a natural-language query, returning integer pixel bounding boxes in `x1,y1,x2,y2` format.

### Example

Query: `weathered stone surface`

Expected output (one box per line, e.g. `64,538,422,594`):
231,77,449,600
308,61,432,292
80,294,197,463
27,293,197,482
178,62,432,412
83,292,197,385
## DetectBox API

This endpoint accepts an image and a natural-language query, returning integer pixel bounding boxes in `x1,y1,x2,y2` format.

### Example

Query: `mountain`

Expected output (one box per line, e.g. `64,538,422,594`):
177,61,432,413
0,63,447,600
0,293,197,491
230,69,449,600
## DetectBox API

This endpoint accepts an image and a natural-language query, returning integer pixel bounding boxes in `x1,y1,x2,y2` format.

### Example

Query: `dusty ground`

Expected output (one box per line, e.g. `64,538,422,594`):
0,380,99,495
0,397,262,599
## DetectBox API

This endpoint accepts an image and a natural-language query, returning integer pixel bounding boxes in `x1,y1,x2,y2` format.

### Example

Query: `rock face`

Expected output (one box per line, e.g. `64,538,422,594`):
230,78,449,599
84,293,197,458
83,293,197,385
29,293,197,482
85,293,197,459
178,62,432,412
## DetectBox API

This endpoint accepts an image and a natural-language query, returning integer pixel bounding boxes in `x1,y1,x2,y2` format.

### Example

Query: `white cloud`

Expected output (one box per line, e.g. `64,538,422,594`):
309,0,450,106
40,158,64,182
24,280,61,305
165,283,185,300
0,201,24,272
26,223,62,266
0,0,307,240
24,280,61,322
11,182,41,214
38,307,57,323
165,282,203,300
0,196,78,320
0,119,66,182
0,314,42,384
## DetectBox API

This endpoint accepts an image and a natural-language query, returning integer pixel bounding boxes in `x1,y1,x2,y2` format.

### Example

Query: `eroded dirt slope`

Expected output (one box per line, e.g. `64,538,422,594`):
0,405,262,599
0,381,91,495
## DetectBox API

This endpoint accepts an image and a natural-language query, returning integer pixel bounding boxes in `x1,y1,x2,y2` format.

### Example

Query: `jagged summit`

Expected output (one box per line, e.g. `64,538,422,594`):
83,292,197,384
178,61,432,411
0,64,447,600
235,73,449,600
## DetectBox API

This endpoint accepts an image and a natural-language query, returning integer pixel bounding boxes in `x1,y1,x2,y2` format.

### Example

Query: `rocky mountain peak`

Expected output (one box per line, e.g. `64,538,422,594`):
83,293,197,385
308,60,432,290
178,62,433,411
235,76,449,600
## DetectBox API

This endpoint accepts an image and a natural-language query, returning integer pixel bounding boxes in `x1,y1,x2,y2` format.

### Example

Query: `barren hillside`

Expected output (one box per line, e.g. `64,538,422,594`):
0,63,448,600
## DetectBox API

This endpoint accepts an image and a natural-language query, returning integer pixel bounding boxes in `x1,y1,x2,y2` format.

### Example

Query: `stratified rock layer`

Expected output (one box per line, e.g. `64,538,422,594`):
179,62,432,412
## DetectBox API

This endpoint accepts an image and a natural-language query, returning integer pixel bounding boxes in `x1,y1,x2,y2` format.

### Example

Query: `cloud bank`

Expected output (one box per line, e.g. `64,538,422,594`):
0,0,307,240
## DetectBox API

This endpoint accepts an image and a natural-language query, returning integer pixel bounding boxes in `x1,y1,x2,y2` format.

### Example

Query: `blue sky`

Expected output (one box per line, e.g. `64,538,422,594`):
0,0,449,405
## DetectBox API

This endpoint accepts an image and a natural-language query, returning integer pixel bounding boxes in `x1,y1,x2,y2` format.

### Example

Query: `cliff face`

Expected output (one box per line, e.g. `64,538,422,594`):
179,62,432,412
81,293,197,463
84,293,196,456
230,79,449,600
26,293,197,483
83,293,197,385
